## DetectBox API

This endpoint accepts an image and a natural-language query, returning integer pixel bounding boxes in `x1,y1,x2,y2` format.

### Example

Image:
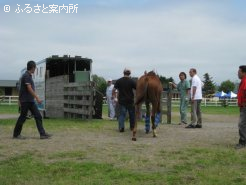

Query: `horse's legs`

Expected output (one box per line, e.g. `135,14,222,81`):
155,100,161,127
132,104,140,141
128,105,135,130
151,103,157,137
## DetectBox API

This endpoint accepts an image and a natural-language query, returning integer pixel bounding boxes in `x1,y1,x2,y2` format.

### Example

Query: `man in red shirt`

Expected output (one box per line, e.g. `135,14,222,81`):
236,65,246,149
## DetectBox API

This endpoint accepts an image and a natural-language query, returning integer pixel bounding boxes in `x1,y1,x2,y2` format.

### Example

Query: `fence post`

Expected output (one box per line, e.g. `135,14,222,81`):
9,96,11,105
167,83,172,124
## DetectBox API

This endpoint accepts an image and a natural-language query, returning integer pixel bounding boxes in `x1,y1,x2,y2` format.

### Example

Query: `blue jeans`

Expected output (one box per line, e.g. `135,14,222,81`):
145,112,161,132
118,104,135,130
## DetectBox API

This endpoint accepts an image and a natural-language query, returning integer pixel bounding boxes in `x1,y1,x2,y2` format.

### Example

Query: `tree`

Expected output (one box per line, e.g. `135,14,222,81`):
218,80,235,93
158,75,174,89
203,73,216,97
92,74,107,96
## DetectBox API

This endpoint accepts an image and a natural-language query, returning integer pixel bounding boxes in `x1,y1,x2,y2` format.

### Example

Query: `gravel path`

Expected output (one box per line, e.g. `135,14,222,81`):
0,114,19,119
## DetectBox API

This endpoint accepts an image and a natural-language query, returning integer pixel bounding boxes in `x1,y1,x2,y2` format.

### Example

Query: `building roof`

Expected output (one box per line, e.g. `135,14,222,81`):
0,80,18,87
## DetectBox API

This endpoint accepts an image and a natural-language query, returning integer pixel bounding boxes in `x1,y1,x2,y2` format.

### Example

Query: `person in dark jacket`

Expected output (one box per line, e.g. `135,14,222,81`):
13,61,51,139
112,68,136,132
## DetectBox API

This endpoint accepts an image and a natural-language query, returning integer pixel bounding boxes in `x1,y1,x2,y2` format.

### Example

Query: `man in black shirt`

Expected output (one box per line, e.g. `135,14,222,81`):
112,68,136,132
13,61,51,139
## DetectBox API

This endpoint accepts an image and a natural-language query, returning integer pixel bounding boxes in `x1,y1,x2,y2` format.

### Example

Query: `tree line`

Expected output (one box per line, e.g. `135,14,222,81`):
92,74,238,97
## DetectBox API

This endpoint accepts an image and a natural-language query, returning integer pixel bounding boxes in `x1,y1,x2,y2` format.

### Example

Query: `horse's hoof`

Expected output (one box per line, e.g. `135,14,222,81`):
153,134,157,138
132,137,137,141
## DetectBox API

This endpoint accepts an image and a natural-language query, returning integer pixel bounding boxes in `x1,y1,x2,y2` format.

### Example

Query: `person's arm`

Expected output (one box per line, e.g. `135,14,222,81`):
26,84,42,104
186,89,190,97
186,87,191,101
112,87,117,99
186,81,191,99
243,89,246,107
191,86,197,102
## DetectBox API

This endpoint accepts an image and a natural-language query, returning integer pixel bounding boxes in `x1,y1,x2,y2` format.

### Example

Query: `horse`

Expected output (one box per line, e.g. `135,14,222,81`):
132,71,163,141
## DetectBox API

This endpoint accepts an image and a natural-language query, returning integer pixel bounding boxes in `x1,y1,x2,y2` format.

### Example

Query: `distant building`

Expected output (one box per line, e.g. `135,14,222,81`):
0,80,18,96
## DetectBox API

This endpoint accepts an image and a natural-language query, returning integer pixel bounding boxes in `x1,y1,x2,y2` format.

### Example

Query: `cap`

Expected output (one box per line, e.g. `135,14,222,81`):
107,78,112,82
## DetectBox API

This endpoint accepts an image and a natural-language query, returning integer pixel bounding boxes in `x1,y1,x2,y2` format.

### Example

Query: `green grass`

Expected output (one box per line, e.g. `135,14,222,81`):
0,104,239,115
157,148,246,184
0,104,19,114
0,153,163,185
0,118,108,131
0,105,243,184
201,106,239,115
172,106,239,115
0,148,246,185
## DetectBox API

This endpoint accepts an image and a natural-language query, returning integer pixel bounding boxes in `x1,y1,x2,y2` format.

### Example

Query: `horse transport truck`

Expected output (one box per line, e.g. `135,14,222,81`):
19,55,103,119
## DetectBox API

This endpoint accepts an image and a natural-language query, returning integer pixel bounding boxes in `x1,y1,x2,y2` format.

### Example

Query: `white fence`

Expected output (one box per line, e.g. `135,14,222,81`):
0,96,19,105
171,97,237,107
1,96,238,107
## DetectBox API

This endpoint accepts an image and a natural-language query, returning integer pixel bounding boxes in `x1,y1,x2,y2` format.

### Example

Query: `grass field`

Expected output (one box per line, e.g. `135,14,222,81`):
0,104,239,115
171,105,239,115
0,104,245,185
0,104,19,114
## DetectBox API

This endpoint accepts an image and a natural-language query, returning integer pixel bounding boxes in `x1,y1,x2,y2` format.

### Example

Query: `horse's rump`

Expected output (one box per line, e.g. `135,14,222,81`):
135,71,162,105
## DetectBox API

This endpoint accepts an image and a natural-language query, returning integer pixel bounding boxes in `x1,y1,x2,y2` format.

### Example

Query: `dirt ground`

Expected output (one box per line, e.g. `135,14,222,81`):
0,114,19,120
0,113,240,171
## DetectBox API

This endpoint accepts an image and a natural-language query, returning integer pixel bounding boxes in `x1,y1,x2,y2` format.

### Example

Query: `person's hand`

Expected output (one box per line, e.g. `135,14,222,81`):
36,97,43,104
169,82,176,88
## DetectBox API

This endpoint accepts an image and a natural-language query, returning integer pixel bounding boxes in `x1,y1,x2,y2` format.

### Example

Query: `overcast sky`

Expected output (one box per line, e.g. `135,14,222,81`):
1,0,246,84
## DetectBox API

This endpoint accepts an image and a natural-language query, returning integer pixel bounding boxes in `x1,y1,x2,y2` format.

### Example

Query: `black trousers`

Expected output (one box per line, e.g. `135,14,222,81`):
13,102,46,137
239,107,246,144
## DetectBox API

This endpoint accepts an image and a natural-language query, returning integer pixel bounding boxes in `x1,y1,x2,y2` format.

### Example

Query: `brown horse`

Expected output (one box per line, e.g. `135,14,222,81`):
132,71,163,141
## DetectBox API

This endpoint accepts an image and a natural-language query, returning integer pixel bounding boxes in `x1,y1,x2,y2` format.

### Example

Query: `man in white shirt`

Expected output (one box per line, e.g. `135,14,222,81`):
186,68,203,128
106,78,115,120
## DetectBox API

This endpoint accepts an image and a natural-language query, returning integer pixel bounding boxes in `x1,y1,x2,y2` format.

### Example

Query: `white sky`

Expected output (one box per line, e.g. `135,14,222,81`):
1,0,246,84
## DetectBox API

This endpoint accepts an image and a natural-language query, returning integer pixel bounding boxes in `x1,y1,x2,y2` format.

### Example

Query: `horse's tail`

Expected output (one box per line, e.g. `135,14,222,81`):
135,77,149,105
